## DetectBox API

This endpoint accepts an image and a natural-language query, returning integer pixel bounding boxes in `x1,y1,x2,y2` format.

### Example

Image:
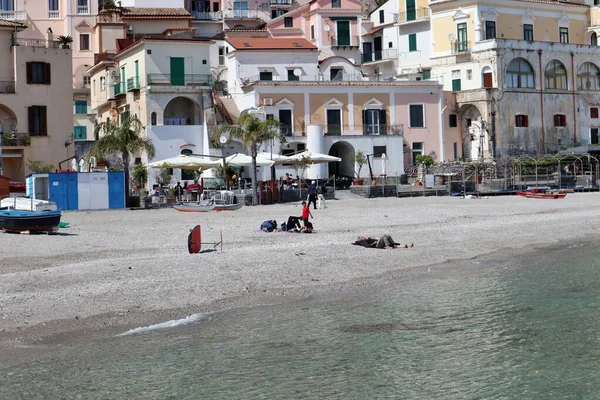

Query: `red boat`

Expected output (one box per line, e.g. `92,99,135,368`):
516,189,566,199
9,181,26,192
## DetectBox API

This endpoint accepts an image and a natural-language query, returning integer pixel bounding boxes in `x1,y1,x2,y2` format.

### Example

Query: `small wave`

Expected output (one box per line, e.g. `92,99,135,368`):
116,314,207,337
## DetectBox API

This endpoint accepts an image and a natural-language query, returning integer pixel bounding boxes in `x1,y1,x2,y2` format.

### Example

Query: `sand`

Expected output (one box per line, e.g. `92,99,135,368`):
1,193,599,353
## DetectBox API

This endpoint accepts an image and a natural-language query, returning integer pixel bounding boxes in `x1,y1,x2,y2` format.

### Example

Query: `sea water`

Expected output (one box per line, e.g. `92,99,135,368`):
2,242,600,399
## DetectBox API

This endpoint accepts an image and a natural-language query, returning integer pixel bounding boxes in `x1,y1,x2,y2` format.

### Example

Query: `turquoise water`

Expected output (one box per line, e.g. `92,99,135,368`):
2,242,600,399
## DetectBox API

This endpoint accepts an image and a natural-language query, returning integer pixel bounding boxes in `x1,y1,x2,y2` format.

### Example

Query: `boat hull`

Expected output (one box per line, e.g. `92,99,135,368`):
212,202,243,211
516,191,566,199
0,210,62,233
174,203,215,213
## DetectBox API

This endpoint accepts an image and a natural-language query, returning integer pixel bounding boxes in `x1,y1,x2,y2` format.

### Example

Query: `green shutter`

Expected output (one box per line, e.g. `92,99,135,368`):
408,34,417,52
422,70,431,80
452,79,462,91
75,100,87,114
311,25,315,40
170,57,185,86
406,0,415,21
337,21,350,46
134,60,139,87
73,126,87,140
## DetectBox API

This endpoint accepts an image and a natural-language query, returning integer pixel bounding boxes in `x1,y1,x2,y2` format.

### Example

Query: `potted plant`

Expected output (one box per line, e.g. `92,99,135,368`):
58,35,73,49
350,150,367,185
167,188,177,204
416,154,435,187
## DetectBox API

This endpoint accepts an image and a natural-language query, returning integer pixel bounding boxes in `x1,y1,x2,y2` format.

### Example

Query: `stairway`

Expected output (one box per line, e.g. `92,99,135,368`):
219,97,241,122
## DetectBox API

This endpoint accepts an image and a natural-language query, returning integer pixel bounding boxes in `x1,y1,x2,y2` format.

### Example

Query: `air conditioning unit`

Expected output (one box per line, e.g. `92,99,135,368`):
127,24,133,33
263,98,273,106
110,70,120,81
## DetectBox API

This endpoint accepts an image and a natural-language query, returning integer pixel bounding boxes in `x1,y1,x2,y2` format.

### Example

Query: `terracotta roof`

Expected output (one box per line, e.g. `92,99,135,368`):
363,22,394,36
119,7,192,20
0,19,26,28
116,38,134,52
226,37,317,50
430,0,588,7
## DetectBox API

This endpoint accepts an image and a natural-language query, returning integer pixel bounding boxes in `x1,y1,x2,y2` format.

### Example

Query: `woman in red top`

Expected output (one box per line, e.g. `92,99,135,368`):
301,200,313,226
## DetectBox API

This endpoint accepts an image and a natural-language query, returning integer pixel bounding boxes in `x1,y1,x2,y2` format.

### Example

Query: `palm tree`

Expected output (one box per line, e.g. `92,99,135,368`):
92,116,155,206
218,113,282,205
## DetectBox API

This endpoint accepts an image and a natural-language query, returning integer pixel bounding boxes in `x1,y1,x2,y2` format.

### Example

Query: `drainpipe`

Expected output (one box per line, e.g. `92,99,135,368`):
439,89,446,161
538,49,545,156
571,52,577,146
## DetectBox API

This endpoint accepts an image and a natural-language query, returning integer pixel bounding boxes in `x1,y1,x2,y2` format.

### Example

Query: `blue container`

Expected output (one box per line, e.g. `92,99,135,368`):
108,171,125,209
48,173,79,211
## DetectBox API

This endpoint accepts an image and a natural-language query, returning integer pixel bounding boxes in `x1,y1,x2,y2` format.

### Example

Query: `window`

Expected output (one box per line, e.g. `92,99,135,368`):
310,25,315,40
515,115,528,128
79,34,89,50
592,33,598,46
259,71,273,81
336,21,350,46
272,10,284,18
554,114,566,127
330,68,343,81
373,145,387,157
326,109,341,135
577,62,600,90
592,128,600,145
408,33,417,52
559,27,569,44
483,70,493,88
452,70,461,91
449,114,458,127
379,10,384,24
218,47,225,66
147,49,152,54
411,142,423,164
332,0,340,7
2,0,14,11
485,21,496,40
74,100,87,114
388,41,393,48
151,112,157,125
406,0,415,21
100,76,105,91
287,69,299,81
48,0,58,11
456,23,468,52
409,104,424,128
83,76,91,86
213,2,219,11
362,109,387,135
453,142,459,160
545,60,567,90
506,58,535,89
73,126,87,140
422,70,431,80
284,17,293,28
591,107,599,119
523,24,534,41
466,69,472,80
28,106,47,136
26,62,51,85
120,110,130,124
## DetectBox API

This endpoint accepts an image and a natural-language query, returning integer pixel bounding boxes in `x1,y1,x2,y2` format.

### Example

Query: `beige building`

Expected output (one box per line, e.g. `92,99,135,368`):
0,19,74,181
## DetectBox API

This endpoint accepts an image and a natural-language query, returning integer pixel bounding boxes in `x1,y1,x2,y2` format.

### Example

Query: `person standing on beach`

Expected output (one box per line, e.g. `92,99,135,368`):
301,200,313,227
307,181,318,210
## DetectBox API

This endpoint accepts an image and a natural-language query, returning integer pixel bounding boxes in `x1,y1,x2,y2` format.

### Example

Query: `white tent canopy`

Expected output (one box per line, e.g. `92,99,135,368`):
256,152,293,164
225,153,275,167
289,150,341,164
149,154,221,170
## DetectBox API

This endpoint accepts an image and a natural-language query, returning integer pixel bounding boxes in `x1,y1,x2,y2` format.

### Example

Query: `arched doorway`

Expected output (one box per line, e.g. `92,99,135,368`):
164,97,201,125
328,141,354,178
457,105,486,160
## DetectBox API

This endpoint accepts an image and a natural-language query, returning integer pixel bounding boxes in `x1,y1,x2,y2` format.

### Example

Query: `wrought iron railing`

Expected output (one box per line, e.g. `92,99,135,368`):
147,74,212,87
224,9,271,21
324,124,389,136
270,0,293,5
452,41,470,54
395,7,430,23
191,11,223,20
362,49,398,63
13,38,60,49
242,73,371,84
330,36,360,47
0,80,16,94
113,83,123,96
127,76,140,91
212,86,234,125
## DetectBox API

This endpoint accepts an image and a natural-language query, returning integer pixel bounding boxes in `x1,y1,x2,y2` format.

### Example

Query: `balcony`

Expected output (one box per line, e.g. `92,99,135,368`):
0,80,16,94
13,37,60,49
1,133,31,147
330,36,360,49
77,5,89,14
242,73,393,86
127,76,140,91
324,124,391,136
270,0,293,6
224,9,270,21
108,83,124,100
191,11,223,20
395,8,430,24
147,74,212,88
48,10,59,18
94,52,115,64
0,10,26,21
452,41,470,54
362,49,398,64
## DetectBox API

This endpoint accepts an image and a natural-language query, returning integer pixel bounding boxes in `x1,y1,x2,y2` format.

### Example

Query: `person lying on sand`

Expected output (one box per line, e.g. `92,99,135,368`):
352,235,413,249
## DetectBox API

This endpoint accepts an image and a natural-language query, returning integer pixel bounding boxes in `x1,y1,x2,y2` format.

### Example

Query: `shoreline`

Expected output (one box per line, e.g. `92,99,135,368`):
2,194,600,364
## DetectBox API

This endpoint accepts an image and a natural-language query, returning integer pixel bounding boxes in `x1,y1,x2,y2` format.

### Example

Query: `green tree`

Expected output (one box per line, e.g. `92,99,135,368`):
132,163,148,190
350,150,368,178
92,116,155,205
27,159,54,173
218,114,282,205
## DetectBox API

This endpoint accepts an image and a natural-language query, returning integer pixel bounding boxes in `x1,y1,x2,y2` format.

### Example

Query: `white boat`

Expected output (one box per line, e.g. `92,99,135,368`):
0,197,58,212
173,202,215,213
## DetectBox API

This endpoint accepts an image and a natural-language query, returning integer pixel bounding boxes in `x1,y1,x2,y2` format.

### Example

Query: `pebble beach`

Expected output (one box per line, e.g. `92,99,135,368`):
2,193,600,361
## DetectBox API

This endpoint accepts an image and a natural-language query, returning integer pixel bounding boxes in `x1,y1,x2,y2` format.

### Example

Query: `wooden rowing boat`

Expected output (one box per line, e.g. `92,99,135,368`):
173,203,215,212
516,189,567,199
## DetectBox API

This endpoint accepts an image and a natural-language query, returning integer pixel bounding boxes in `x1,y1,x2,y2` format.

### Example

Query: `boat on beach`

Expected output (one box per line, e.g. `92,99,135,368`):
173,202,215,212
0,210,62,233
212,202,243,211
516,188,567,199
0,197,58,212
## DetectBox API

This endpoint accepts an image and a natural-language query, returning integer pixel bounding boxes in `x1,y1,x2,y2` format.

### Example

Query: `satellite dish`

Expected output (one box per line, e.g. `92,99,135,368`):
219,135,227,144
324,25,330,32
448,33,456,41
293,68,302,77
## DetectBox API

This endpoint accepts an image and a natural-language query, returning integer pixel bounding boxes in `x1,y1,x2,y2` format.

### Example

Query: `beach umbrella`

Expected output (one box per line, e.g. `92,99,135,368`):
381,153,387,176
225,153,275,167
148,154,221,170
289,150,341,164
256,152,293,165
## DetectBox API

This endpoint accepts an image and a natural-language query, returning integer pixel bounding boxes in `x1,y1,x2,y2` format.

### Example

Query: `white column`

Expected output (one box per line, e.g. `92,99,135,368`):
348,92,354,128
389,91,395,127
317,15,323,48
438,89,445,161
306,124,326,179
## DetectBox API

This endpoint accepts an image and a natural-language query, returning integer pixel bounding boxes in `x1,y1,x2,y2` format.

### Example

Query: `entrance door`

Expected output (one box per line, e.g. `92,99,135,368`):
326,109,341,135
170,57,185,86
233,1,248,18
363,109,382,135
278,110,293,136
592,128,599,144
373,36,382,61
406,0,415,21
363,42,372,62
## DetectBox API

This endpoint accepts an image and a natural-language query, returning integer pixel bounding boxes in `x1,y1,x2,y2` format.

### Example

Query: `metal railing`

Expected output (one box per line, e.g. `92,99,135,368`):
452,41,470,54
224,9,270,20
48,10,59,18
212,86,234,124
0,80,16,94
243,73,375,84
324,124,390,136
13,37,60,48
127,76,140,91
362,49,398,63
77,5,89,14
0,10,26,20
191,11,223,20
395,7,430,23
1,133,30,146
147,74,212,86
113,83,124,96
270,0,293,5
330,36,360,47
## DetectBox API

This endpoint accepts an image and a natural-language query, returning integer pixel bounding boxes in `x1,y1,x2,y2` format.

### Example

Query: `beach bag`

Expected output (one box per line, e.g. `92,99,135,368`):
261,220,275,232
281,222,287,232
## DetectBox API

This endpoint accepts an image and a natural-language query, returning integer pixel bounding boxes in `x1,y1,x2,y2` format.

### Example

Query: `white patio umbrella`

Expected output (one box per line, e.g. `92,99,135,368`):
256,152,293,165
225,153,275,167
289,150,341,164
148,154,221,170
381,153,388,176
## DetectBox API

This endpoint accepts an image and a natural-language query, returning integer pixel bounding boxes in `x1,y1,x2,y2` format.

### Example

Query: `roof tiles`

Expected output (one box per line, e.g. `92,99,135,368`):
226,37,317,50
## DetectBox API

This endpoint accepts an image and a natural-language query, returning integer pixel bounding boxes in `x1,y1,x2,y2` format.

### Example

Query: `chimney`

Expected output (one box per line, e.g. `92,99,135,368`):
46,27,53,48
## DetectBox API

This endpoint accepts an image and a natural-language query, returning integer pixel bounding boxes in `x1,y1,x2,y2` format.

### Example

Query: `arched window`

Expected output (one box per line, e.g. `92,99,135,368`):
181,149,192,155
592,33,598,46
545,60,567,90
151,112,157,125
506,58,535,88
577,62,600,90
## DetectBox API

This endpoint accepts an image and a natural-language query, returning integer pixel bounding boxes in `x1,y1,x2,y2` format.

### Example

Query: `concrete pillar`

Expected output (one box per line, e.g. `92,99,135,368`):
306,124,326,179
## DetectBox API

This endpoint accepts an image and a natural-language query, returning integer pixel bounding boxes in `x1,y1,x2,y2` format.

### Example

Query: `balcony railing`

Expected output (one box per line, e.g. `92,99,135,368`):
113,82,124,96
324,124,390,136
452,41,470,54
224,9,270,21
395,7,430,24
362,49,398,63
1,133,31,146
0,80,16,94
330,36,360,48
13,37,60,49
0,10,26,21
48,10,59,18
147,74,212,87
191,11,223,20
77,5,89,14
243,73,386,85
127,76,140,91
270,0,293,6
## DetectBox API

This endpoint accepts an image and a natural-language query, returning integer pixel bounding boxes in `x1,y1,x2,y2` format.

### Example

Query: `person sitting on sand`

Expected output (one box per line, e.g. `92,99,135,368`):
287,216,303,231
353,235,413,249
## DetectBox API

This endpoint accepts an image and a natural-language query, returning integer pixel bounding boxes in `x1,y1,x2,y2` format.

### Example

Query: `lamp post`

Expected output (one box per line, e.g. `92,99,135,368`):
469,116,495,161
0,116,18,176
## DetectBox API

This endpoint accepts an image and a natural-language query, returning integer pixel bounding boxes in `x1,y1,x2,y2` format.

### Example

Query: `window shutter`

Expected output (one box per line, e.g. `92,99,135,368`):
40,106,47,135
515,115,519,126
44,63,51,85
554,115,559,126
362,110,367,135
26,62,32,84
524,115,528,127
28,106,35,134
379,109,387,133
408,34,417,52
